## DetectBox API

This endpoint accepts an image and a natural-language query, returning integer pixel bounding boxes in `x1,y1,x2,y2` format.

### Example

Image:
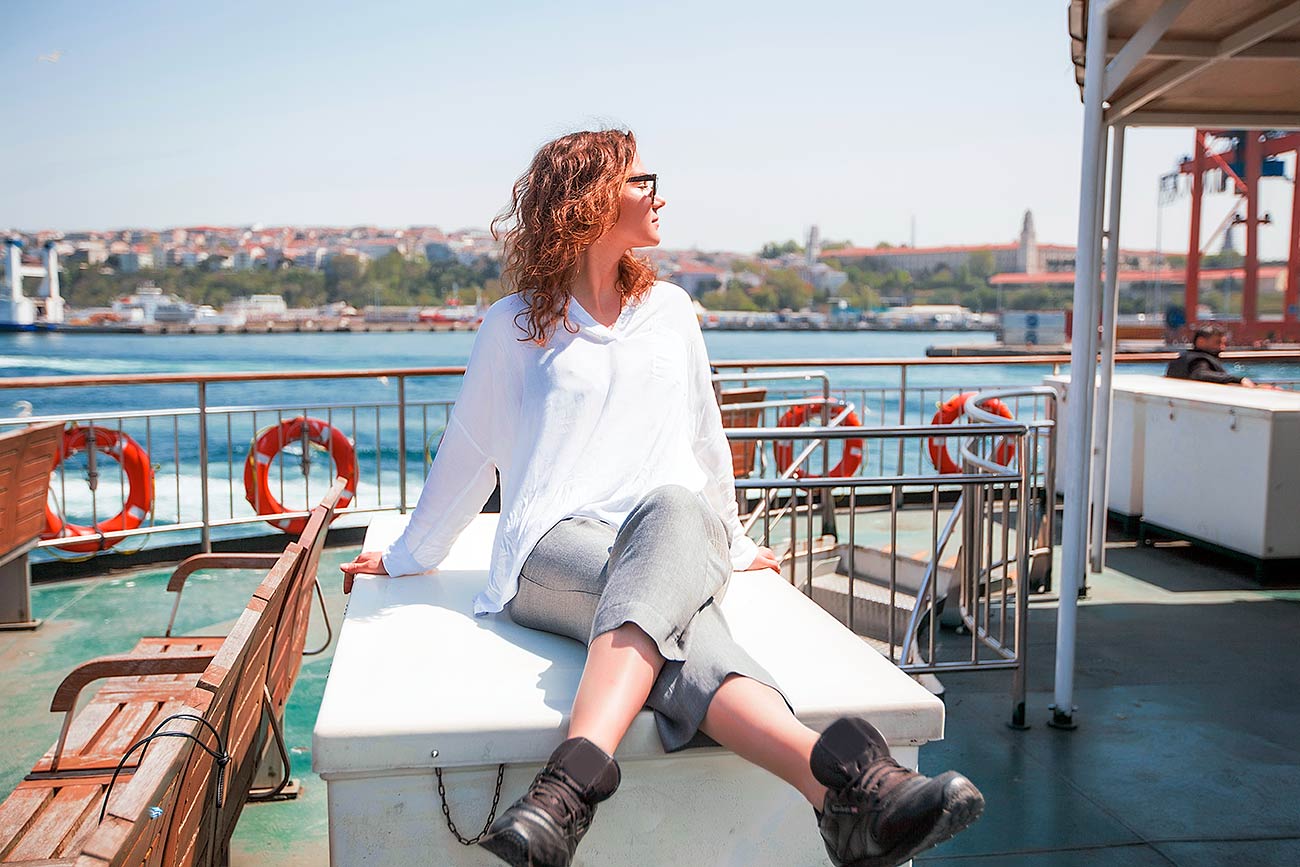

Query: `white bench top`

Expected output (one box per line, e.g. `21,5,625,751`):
1049,373,1300,414
313,513,944,778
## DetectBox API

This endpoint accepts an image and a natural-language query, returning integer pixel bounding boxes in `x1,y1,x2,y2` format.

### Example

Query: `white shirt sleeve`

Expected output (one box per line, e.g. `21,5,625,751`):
684,310,759,572
382,311,519,577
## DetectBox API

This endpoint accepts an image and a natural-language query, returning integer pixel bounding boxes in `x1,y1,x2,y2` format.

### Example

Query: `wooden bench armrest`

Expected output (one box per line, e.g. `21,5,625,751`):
51,650,216,714
166,553,284,593
47,651,216,773
164,553,284,637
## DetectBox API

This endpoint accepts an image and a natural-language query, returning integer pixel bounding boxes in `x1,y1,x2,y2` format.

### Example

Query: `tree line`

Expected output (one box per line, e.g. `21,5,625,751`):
57,252,505,310
59,241,1245,316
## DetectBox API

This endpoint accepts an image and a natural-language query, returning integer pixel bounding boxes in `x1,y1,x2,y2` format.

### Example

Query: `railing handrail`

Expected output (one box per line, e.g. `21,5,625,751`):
710,349,1300,369
726,422,1029,440
6,348,1299,390
0,366,468,390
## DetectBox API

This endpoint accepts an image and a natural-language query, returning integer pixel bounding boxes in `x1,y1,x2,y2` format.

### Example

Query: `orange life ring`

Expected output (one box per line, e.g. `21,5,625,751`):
244,417,357,534
42,426,154,553
927,392,1017,475
773,401,865,478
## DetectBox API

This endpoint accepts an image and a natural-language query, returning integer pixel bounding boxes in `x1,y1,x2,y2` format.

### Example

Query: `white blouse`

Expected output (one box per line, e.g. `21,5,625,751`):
381,280,759,615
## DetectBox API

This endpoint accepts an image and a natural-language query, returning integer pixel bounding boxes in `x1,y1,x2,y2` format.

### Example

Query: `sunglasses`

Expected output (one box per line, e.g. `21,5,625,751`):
627,173,657,201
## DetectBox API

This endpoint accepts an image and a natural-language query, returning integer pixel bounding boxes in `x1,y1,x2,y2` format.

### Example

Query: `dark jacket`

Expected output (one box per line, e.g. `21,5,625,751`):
1165,349,1243,384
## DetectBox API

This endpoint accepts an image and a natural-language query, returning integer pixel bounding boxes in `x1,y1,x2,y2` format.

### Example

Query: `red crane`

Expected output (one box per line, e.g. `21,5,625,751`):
1178,130,1300,343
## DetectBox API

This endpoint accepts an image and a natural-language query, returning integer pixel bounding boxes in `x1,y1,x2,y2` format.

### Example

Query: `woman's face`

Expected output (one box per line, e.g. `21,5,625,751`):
608,152,664,250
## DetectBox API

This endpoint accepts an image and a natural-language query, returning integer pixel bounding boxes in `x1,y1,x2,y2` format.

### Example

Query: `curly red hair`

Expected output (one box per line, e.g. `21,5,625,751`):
492,129,657,345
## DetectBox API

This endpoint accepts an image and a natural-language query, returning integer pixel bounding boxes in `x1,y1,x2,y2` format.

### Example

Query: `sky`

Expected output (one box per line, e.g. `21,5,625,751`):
2,0,1296,258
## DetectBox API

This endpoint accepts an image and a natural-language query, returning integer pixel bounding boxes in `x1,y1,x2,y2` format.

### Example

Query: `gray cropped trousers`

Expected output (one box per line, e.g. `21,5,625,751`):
505,484,793,752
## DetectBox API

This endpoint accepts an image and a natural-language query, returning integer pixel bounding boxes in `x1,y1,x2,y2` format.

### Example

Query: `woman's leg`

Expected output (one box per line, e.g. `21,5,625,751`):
567,622,665,755
699,673,827,807
570,485,731,754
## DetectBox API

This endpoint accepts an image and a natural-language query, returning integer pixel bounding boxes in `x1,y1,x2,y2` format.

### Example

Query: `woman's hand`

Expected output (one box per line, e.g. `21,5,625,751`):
340,550,389,594
746,546,780,574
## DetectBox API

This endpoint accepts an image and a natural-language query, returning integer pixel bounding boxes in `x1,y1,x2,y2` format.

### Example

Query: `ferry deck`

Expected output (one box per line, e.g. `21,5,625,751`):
3,498,1298,865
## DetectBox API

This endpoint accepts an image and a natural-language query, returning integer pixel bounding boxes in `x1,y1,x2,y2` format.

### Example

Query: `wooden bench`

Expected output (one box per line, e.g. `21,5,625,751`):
0,422,62,629
315,513,945,866
0,545,304,865
29,479,344,786
719,387,767,479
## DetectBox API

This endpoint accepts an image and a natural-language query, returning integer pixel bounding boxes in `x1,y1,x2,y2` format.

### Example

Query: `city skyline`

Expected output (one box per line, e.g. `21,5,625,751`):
3,0,1297,259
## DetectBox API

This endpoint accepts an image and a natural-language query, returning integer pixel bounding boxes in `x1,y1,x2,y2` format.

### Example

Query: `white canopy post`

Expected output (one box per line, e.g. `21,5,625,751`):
1054,0,1114,731
1089,124,1127,575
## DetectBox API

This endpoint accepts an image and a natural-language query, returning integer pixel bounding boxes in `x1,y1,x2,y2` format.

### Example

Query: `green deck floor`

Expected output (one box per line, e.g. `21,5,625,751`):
3,529,1299,865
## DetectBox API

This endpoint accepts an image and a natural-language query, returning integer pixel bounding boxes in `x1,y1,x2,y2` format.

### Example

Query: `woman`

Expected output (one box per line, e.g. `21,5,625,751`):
340,129,983,867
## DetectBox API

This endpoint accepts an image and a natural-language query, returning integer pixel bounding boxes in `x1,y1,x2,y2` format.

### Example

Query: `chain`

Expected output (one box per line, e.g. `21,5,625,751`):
435,763,506,846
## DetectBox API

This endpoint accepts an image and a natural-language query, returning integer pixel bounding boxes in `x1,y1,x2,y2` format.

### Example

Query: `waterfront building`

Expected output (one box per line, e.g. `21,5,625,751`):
991,265,1287,300
231,245,267,271
873,304,983,330
823,210,1162,276
352,238,408,260
665,260,725,295
116,248,155,273
225,294,289,321
111,284,197,324
285,246,328,270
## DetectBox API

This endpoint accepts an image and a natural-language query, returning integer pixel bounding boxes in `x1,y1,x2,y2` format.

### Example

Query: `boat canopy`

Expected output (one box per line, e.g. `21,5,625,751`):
1069,0,1300,128
1055,0,1300,730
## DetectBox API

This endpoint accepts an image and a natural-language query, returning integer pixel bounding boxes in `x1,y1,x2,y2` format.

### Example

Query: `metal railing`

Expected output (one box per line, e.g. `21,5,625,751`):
1,369,465,558
726,418,1039,727
1,352,1283,562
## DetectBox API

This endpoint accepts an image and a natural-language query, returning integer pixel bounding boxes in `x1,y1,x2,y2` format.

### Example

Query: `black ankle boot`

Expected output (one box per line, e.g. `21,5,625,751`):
479,737,620,867
810,717,984,867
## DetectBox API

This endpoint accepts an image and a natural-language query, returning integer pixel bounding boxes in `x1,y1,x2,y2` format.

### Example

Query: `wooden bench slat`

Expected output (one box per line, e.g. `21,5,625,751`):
87,702,165,764
48,699,195,776
131,637,222,655
90,683,195,703
5,784,100,861
31,702,116,775
57,800,104,861
0,786,52,858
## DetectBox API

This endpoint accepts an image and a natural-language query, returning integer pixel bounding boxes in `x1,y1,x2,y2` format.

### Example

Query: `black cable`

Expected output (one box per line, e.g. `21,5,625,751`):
98,713,231,825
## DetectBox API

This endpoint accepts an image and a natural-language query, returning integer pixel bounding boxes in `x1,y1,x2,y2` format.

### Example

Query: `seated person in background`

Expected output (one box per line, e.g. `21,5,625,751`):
1166,326,1261,387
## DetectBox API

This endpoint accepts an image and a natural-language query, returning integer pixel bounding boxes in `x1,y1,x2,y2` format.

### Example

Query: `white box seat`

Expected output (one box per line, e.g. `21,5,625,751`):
314,513,945,866
1048,373,1300,560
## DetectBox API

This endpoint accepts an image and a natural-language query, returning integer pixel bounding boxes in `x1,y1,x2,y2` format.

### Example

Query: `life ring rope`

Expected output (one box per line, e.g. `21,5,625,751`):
243,416,358,534
42,425,155,554
773,400,866,479
926,393,1017,475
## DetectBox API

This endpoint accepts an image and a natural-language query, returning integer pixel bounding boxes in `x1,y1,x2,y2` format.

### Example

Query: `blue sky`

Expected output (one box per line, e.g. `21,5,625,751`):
2,0,1295,258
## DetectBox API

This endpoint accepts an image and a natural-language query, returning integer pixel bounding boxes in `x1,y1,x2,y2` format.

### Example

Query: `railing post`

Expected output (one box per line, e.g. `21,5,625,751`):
1009,429,1032,730
1090,123,1127,577
198,382,211,553
398,375,408,513
896,364,908,475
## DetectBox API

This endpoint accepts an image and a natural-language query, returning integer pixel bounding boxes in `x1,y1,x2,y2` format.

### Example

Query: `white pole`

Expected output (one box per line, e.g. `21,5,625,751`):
41,241,65,324
1090,125,1126,574
5,239,22,302
1054,0,1112,730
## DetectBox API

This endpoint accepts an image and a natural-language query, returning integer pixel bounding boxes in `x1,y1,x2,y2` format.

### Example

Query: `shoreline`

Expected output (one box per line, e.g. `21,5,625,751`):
9,322,1002,336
